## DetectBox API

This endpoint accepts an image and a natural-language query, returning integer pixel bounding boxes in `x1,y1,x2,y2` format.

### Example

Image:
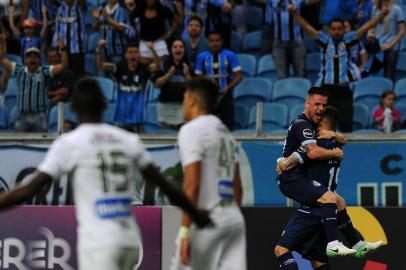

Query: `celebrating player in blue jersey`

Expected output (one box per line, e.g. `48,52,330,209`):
274,87,355,270
275,106,383,269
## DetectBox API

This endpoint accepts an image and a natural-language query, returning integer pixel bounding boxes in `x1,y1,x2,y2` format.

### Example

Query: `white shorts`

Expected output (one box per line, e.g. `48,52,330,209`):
79,247,141,270
170,221,247,270
139,40,169,58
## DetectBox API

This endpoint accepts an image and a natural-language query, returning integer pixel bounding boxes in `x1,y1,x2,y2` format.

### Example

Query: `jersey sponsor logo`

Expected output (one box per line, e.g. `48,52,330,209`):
218,180,234,199
312,180,321,187
302,129,314,139
95,197,132,219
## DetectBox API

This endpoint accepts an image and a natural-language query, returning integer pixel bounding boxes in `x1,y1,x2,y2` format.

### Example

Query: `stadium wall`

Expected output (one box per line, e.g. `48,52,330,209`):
0,206,402,270
0,140,405,206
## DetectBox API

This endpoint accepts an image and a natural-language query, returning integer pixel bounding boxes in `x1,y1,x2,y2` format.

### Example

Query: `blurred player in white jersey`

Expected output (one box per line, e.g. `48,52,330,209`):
170,77,247,270
0,77,212,270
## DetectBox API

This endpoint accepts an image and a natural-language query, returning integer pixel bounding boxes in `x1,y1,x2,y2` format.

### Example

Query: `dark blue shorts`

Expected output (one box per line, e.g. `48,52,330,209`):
277,208,328,263
277,173,328,206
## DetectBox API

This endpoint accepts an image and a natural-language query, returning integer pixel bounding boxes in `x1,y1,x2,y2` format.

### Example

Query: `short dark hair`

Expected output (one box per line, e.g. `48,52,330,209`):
187,16,203,27
208,30,222,39
185,77,219,113
71,77,106,117
307,86,328,97
379,89,396,107
329,18,345,27
125,41,139,51
323,105,340,131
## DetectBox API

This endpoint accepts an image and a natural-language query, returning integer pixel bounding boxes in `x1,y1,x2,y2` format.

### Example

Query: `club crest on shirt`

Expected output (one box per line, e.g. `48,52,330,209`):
303,129,314,139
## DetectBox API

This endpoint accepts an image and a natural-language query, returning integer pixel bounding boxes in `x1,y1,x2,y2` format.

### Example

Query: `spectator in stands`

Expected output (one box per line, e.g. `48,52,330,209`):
0,0,23,56
206,0,234,49
8,5,47,58
92,0,136,63
288,3,388,132
21,0,64,48
0,36,68,132
344,19,367,75
195,30,242,130
181,0,232,40
151,38,192,129
355,0,373,30
373,0,405,80
53,0,87,79
96,39,148,132
137,0,175,65
184,16,208,72
46,47,74,103
268,0,314,79
373,90,401,133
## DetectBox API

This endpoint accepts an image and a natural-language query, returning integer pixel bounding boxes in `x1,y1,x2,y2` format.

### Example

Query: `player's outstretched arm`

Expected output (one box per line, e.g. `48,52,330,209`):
0,172,52,210
233,164,243,207
141,164,213,228
318,129,347,145
304,143,343,160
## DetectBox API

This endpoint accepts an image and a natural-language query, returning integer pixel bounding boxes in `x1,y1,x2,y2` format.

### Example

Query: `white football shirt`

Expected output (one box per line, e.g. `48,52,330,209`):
178,115,242,226
38,123,152,252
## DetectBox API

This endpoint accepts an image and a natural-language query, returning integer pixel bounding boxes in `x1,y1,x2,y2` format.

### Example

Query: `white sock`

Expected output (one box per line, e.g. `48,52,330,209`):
352,240,363,250
327,240,339,248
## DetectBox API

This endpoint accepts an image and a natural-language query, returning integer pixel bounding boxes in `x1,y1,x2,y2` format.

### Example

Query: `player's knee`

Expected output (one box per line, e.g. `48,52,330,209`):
274,245,289,257
335,194,346,211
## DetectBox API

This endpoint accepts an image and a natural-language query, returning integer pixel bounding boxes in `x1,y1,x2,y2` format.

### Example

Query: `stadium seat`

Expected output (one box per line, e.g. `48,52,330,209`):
231,31,242,53
85,54,97,75
246,6,263,32
234,102,250,130
394,129,406,134
269,129,288,135
353,103,370,130
94,77,115,102
396,52,406,80
395,78,406,104
232,129,256,135
237,53,257,78
4,78,18,111
289,104,305,124
353,78,393,112
248,102,289,132
233,78,273,111
352,129,382,134
103,103,116,124
143,103,177,134
306,53,321,84
257,54,277,83
272,78,311,108
87,32,100,53
48,103,78,132
395,103,406,122
242,31,262,55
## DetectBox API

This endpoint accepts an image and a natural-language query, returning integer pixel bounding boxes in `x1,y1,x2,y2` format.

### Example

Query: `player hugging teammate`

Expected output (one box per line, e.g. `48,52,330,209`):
274,87,383,270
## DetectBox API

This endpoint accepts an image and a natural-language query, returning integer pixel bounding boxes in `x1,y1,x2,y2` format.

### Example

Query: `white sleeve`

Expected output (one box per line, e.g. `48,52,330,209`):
133,136,153,169
38,137,74,179
177,126,203,167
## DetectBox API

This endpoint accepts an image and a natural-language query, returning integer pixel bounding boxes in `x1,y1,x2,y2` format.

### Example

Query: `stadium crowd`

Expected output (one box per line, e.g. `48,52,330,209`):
0,0,405,134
